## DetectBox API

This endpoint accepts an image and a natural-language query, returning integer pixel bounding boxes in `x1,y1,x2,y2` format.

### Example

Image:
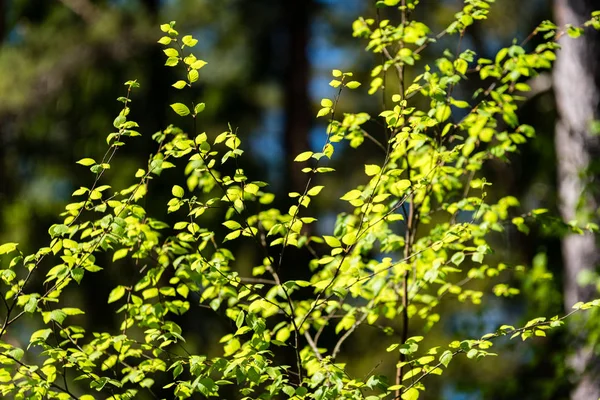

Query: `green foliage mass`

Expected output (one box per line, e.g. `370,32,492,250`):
1,2,600,399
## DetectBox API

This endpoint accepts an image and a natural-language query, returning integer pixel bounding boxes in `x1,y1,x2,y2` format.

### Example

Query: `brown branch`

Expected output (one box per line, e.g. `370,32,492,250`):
304,331,323,361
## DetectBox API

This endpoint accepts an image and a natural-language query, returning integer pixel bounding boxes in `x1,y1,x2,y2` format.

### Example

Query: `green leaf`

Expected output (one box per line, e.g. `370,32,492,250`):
165,57,179,67
342,231,357,246
30,328,52,343
113,248,128,262
401,388,419,400
454,59,468,75
71,268,84,284
466,349,478,359
223,221,242,230
294,151,313,162
72,187,88,196
365,164,381,176
403,367,422,381
124,80,140,88
0,242,18,255
182,35,198,47
236,311,245,329
321,98,333,107
567,26,582,38
435,104,451,122
177,284,189,298
195,103,206,114
440,350,453,367
142,288,159,300
317,107,331,117
451,252,465,266
283,386,295,396
172,80,187,89
108,286,126,304
332,69,342,77
77,158,96,166
387,343,399,352
170,103,190,116
62,307,84,316
62,238,78,249
307,186,324,196
157,36,171,45
189,69,199,83
172,185,185,198
191,60,208,69
163,48,179,57
8,348,24,361
47,310,67,324
323,236,341,248
395,179,411,192
340,189,362,201
224,230,241,242
451,99,469,108
345,81,361,89
24,297,38,313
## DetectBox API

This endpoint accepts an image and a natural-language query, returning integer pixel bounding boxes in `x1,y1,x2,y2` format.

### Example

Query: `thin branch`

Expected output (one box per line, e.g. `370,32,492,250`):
304,331,323,361
332,312,368,359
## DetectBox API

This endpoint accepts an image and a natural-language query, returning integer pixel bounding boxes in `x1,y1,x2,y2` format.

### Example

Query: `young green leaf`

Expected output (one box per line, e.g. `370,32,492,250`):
163,48,179,57
170,103,191,116
365,164,381,176
172,185,185,198
182,35,199,47
294,151,313,162
323,236,341,248
76,158,96,166
195,103,206,114
321,98,333,107
223,221,242,230
0,242,18,254
191,59,208,69
108,286,126,304
340,189,362,201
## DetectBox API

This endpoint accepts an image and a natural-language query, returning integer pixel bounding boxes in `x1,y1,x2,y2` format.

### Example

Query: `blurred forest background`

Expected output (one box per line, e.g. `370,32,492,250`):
0,0,599,399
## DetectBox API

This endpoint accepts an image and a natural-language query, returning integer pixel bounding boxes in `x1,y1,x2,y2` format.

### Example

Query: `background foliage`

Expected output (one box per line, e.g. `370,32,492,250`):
0,0,599,399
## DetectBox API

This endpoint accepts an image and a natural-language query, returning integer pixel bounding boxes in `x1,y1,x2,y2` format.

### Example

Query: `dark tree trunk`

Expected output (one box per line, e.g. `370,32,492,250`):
553,1,600,399
283,0,312,194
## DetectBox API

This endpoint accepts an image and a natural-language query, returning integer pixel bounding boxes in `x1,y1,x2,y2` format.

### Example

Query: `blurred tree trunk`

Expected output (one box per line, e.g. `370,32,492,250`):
553,1,600,399
283,0,312,194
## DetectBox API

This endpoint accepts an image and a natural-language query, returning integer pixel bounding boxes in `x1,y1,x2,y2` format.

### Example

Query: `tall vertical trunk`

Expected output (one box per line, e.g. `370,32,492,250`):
283,0,312,194
553,1,600,399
